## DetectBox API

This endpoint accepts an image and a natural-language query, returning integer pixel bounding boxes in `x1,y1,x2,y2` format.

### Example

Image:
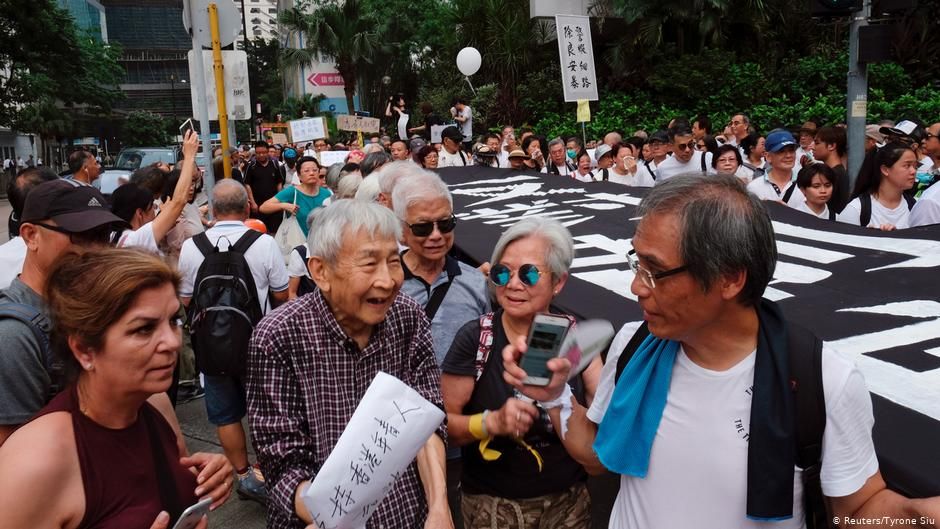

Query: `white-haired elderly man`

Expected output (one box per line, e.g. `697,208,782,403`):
246,199,452,529
394,170,490,528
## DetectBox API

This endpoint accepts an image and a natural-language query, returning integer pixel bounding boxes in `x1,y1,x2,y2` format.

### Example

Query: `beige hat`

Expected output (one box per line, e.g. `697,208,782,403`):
507,149,529,159
865,124,885,145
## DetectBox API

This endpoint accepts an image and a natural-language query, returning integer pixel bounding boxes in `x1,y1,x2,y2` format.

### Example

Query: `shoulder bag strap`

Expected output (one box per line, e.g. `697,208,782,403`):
614,322,651,384
859,193,872,227
424,273,455,321
475,312,496,382
782,182,797,204
231,228,263,255
192,232,214,257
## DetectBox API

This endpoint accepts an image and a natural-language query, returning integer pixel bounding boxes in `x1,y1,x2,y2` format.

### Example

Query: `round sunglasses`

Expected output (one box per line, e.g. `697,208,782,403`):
489,263,545,287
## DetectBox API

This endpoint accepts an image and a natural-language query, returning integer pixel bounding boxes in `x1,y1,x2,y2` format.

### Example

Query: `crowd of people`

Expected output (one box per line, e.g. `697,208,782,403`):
0,104,938,529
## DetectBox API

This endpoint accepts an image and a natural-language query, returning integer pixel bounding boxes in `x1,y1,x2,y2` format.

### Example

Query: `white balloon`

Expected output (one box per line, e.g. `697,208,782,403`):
456,47,482,77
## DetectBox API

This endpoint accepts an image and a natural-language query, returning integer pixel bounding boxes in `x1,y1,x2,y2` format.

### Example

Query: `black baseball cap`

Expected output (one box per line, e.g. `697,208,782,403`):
441,126,463,143
21,180,127,232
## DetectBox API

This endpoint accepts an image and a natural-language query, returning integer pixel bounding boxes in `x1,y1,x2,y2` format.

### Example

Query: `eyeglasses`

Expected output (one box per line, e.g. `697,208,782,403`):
730,120,744,126
675,141,697,152
32,222,114,245
489,263,545,287
404,215,456,237
626,249,688,289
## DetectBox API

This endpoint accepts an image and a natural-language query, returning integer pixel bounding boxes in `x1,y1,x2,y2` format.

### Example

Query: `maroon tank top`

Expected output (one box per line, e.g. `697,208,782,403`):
36,387,198,529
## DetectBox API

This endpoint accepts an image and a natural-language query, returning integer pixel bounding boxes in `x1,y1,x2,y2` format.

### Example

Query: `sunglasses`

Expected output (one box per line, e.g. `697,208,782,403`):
675,141,697,151
489,263,545,287
32,222,114,245
404,215,456,237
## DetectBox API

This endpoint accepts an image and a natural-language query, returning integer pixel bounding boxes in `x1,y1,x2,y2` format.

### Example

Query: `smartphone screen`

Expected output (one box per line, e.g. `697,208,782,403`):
521,317,570,383
179,118,198,138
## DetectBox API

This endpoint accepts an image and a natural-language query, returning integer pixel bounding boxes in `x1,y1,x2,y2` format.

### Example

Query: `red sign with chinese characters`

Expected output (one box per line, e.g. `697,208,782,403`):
307,73,345,87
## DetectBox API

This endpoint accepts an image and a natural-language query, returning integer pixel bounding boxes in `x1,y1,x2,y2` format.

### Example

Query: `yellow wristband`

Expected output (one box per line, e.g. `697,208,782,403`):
468,412,488,440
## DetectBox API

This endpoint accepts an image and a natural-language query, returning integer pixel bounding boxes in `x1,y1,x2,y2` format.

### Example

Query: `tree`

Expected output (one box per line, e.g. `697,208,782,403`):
279,0,388,113
245,38,284,118
122,111,170,147
0,0,124,133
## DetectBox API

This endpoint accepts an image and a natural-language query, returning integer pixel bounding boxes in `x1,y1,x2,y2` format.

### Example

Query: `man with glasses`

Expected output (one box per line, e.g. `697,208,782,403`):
922,122,940,171
503,173,940,529
0,180,126,446
654,127,714,182
727,113,750,147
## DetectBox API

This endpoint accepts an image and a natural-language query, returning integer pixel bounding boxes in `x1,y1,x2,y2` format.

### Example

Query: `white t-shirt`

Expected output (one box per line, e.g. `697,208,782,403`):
589,323,878,529
655,151,714,182
605,168,655,188
0,237,27,289
796,199,831,220
746,174,805,207
837,195,912,229
918,156,934,172
287,244,311,279
178,221,289,313
541,162,574,176
910,182,940,227
456,106,473,141
571,170,596,183
117,222,162,255
438,149,469,168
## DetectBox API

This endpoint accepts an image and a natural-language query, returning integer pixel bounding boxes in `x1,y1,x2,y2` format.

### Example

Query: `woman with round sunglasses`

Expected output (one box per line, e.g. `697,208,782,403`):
440,217,597,529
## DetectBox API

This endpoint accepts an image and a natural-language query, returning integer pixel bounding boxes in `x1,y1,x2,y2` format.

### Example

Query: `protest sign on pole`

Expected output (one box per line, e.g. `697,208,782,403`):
555,15,598,102
289,117,328,143
337,115,381,134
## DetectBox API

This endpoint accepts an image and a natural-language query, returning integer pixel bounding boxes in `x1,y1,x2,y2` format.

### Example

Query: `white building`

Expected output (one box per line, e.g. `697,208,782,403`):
236,0,279,47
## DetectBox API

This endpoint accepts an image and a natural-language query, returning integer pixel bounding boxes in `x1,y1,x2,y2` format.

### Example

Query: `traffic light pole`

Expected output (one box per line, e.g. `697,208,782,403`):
846,0,871,193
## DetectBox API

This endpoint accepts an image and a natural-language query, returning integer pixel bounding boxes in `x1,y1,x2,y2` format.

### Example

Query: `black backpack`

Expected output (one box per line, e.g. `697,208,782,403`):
607,322,831,529
0,301,62,400
858,193,916,227
292,244,318,297
188,230,264,377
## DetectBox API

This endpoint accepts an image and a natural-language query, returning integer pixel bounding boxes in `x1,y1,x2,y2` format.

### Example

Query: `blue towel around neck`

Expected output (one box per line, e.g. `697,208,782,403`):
593,333,679,477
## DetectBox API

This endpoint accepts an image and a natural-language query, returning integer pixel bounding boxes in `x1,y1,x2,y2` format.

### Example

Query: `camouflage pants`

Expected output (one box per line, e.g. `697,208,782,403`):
461,482,590,529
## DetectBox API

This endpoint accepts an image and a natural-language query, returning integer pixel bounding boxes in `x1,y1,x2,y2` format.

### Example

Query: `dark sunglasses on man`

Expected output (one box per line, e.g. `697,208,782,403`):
404,215,457,237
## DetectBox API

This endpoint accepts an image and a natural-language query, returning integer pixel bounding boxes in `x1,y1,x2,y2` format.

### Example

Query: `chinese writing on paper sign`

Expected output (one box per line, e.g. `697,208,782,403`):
555,15,598,102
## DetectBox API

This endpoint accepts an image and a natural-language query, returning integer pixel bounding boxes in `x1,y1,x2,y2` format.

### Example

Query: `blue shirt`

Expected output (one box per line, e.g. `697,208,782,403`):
273,185,331,237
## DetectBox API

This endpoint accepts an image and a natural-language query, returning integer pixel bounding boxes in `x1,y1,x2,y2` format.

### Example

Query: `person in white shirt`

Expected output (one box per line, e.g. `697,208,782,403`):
740,132,767,180
437,126,469,168
389,139,412,162
910,177,940,226
838,142,918,230
746,130,804,207
451,97,473,151
712,144,753,184
604,143,654,187
727,113,750,147
500,173,940,529
111,131,199,254
482,133,502,167
591,143,616,181
795,120,818,168
794,163,837,220
571,151,596,182
178,179,289,502
655,127,713,182
542,137,575,176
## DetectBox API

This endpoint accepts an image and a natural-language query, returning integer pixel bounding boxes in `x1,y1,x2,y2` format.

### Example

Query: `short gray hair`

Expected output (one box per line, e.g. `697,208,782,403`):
355,174,382,202
360,151,392,176
336,171,363,199
635,172,775,306
211,179,248,217
375,160,418,195
325,162,345,191
547,137,565,150
306,199,402,265
491,217,574,281
391,170,452,220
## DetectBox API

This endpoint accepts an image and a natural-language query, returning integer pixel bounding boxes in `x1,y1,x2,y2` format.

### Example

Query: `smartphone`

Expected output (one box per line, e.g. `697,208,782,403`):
521,313,573,386
171,497,212,529
179,118,198,139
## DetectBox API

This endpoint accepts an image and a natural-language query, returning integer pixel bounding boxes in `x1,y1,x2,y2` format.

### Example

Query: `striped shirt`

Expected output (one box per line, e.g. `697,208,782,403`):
246,288,446,529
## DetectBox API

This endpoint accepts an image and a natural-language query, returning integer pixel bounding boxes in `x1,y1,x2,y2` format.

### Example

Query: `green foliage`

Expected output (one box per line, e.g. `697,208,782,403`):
0,0,124,134
246,38,285,117
122,111,170,147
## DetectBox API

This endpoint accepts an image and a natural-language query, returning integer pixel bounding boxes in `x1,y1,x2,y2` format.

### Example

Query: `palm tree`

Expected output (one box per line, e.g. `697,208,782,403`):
279,0,387,114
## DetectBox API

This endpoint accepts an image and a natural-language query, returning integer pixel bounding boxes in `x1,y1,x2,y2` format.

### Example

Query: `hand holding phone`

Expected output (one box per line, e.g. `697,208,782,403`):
171,498,212,529
520,313,572,386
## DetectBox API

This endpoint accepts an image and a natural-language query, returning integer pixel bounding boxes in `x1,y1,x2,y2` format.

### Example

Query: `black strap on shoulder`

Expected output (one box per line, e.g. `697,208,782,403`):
193,232,214,257
601,168,609,181
700,152,708,173
613,322,651,383
424,275,455,321
782,182,797,204
141,406,184,526
787,323,828,528
903,193,916,211
231,229,263,255
859,193,872,227
828,208,837,221
294,244,307,260
644,160,656,181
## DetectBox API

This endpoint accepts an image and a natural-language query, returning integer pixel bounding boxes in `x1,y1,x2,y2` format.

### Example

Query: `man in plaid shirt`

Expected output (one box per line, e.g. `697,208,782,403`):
246,199,452,529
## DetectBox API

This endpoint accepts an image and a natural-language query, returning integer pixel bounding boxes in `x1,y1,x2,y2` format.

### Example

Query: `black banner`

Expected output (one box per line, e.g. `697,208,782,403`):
439,166,940,497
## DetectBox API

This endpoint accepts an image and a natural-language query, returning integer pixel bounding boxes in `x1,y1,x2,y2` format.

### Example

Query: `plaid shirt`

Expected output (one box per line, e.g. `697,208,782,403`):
246,289,446,529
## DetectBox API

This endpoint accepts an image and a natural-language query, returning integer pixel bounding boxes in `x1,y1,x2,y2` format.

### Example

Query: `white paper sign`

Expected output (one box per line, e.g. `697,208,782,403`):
555,15,598,102
430,125,449,144
290,117,328,143
302,372,445,529
187,50,252,120
318,150,350,167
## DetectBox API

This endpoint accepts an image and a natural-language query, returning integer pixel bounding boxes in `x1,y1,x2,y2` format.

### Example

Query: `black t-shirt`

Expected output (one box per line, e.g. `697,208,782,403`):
423,113,444,141
441,311,586,499
243,160,283,204
830,164,850,214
